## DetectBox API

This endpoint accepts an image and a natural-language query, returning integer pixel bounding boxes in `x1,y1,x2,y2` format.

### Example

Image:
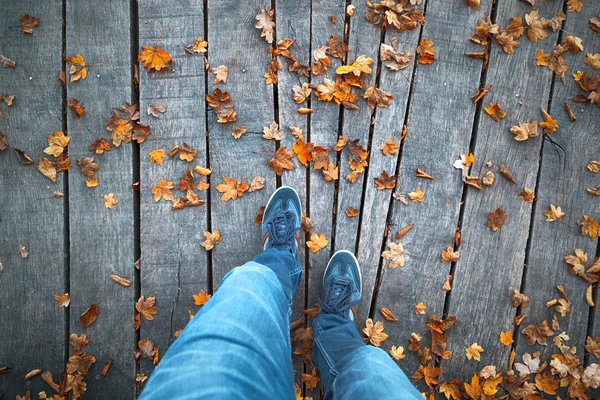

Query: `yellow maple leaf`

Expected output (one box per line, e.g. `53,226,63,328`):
149,149,166,165
465,343,484,361
192,289,211,306
306,233,328,253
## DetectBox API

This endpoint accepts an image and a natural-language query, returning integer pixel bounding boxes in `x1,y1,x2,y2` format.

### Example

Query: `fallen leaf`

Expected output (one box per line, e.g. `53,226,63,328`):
381,139,399,156
292,82,312,104
482,171,495,186
441,246,460,263
151,179,175,202
268,147,295,176
375,171,396,190
540,107,558,134
138,45,172,72
380,43,413,71
417,38,436,64
487,208,508,231
206,88,237,123
292,139,314,166
193,289,211,306
263,121,284,141
103,193,118,209
585,52,600,69
518,187,535,203
336,55,373,76
414,302,426,315
346,206,359,217
390,345,406,360
363,318,388,347
19,13,39,34
216,178,249,201
232,126,246,139
408,188,424,202
43,130,70,157
0,54,16,68
466,343,484,361
522,320,554,346
186,37,207,54
136,296,159,321
380,307,398,322
499,164,517,184
364,86,394,108
544,204,564,221
484,102,507,122
53,293,70,307
382,241,405,268
471,86,491,103
255,8,275,43
248,176,265,192
149,149,166,165
66,54,87,82
500,331,514,346
510,121,539,141
109,275,131,287
90,138,111,154
415,169,433,180
147,104,167,118
37,158,57,182
68,99,85,118
301,368,320,390
322,162,339,181
210,65,228,84
306,233,328,253
80,304,99,328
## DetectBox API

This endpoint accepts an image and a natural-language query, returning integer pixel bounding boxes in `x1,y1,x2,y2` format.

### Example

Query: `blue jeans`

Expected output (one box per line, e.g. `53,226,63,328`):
139,249,421,399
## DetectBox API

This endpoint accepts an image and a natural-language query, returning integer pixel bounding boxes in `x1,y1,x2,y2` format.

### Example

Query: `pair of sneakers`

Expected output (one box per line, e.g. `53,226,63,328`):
262,186,361,321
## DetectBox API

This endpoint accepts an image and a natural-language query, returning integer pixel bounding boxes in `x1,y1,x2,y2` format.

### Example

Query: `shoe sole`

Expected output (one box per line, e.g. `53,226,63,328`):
323,249,362,296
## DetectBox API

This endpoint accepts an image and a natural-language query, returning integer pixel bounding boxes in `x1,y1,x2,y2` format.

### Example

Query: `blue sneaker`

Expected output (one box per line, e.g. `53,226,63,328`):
262,186,302,260
318,250,362,321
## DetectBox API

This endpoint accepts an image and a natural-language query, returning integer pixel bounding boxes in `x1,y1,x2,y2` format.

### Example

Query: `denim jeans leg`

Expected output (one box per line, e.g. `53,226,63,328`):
311,314,422,400
139,248,301,400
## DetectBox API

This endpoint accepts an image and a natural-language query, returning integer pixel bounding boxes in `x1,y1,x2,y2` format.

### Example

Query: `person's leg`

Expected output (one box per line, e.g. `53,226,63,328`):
140,187,303,400
311,251,422,400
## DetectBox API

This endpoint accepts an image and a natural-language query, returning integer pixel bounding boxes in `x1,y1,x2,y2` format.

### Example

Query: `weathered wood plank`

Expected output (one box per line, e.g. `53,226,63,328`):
442,0,565,383
138,0,209,382
333,0,382,255
372,0,493,385
66,0,135,396
352,2,425,324
306,0,346,313
0,2,65,397
275,0,311,389
515,3,600,363
208,0,276,287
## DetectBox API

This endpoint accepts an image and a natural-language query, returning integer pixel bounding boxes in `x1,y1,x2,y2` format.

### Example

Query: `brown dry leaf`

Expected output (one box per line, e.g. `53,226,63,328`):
510,120,539,141
363,318,388,347
585,336,600,358
408,188,424,202
210,65,228,84
186,37,207,54
487,208,508,231
216,178,249,201
19,13,39,34
390,345,406,361
68,98,85,118
567,0,583,12
427,315,457,359
0,54,16,68
268,146,295,176
232,126,246,139
588,161,600,173
44,130,70,157
103,193,118,209
518,187,535,203
80,304,99,328
292,139,314,167
301,368,320,390
248,176,265,193
499,330,514,346
53,293,70,307
289,126,304,141
471,86,491,103
563,35,583,54
255,8,275,43
147,104,167,118
292,82,312,104
591,17,600,35
375,171,396,190
301,212,313,233
206,88,237,123
417,38,436,64
136,296,159,321
24,369,41,380
90,138,111,155
484,102,507,122
496,32,519,55
414,302,426,315
152,178,175,202
535,370,559,395
336,55,373,76
585,52,600,70
513,289,530,307
263,121,284,141
564,248,588,276
306,233,328,253
415,169,433,180
540,107,558,134
499,164,517,184
439,379,462,400
193,289,211,306
66,54,87,82
138,46,172,72
364,86,394,108
380,308,398,323
346,206,359,218
380,42,413,71
522,320,554,346
381,139,399,156
109,275,130,287
441,246,460,263
310,146,329,171
466,343,484,361
442,275,453,292
544,204,564,221
525,10,549,43
578,215,599,240
149,149,166,165
482,171,495,186
18,243,29,259
37,158,57,182
0,132,7,151
322,162,339,181
382,241,405,268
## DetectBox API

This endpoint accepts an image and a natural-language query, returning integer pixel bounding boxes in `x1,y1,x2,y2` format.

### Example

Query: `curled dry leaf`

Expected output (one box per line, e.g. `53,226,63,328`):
540,107,558,134
109,275,131,287
68,99,85,118
510,121,539,141
90,138,111,155
19,244,29,259
24,369,41,380
80,304,99,328
380,42,413,71
346,206,359,218
522,320,554,346
53,293,70,307
210,65,228,84
186,37,207,54
544,204,564,221
0,132,7,151
306,233,328,253
471,86,491,103
364,86,394,108
66,54,87,82
201,230,222,251
499,164,517,184
248,176,265,192
441,246,460,263
322,162,339,181
301,368,320,390
289,126,304,141
103,193,118,209
232,126,246,139
414,302,426,315
37,158,57,182
513,289,530,307
381,139,399,156
380,307,398,322
482,171,495,186
382,241,405,268
44,130,70,158
255,8,275,43
206,88,237,123
147,104,167,118
518,187,535,203
417,38,435,64
415,169,433,180
375,171,396,190
19,13,39,34
484,102,507,122
0,54,16,68
293,139,314,167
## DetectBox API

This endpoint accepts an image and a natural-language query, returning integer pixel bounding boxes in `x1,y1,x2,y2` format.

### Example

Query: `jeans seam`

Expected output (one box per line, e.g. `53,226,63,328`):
314,335,339,377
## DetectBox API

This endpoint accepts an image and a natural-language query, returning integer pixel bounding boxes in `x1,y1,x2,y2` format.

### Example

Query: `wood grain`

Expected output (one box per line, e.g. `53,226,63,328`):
442,0,565,383
372,0,493,385
66,0,136,396
207,0,276,287
0,1,65,397
138,0,209,381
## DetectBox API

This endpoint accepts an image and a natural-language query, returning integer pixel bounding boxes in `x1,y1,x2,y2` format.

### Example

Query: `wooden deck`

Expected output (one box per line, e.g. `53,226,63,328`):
1,0,599,398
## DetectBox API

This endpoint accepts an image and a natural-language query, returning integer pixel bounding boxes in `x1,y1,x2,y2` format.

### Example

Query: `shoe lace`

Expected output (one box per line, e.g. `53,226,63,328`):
317,276,360,316
267,209,299,254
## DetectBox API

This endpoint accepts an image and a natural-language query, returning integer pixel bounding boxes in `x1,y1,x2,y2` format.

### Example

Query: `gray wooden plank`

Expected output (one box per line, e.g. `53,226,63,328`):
208,0,276,287
352,3,425,324
275,0,311,389
372,0,493,386
66,0,136,397
442,0,565,383
514,3,600,363
333,0,382,255
138,0,209,383
306,0,346,316
0,2,65,397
